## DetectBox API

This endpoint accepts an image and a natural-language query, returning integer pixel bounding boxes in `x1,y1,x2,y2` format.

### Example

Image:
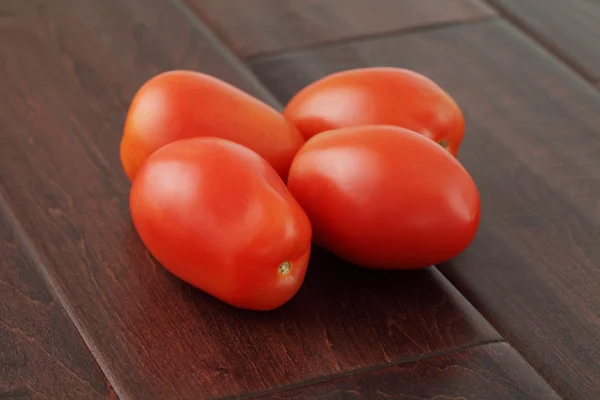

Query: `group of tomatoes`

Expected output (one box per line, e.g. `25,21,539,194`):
120,67,480,311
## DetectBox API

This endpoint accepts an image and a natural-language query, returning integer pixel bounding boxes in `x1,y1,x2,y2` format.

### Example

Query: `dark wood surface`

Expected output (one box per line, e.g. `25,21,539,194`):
0,209,115,399
256,343,560,400
0,1,506,399
3,0,599,398
185,0,495,58
488,0,600,81
251,19,600,399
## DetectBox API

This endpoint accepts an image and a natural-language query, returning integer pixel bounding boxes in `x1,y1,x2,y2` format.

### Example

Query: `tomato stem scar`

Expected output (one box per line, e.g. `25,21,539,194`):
438,139,450,150
279,261,292,275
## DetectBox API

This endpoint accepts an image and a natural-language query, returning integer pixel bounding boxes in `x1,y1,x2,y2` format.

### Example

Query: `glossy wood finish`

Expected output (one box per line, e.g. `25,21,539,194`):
488,0,600,81
251,20,600,399
0,1,501,398
0,210,115,399
257,343,560,399
185,0,495,58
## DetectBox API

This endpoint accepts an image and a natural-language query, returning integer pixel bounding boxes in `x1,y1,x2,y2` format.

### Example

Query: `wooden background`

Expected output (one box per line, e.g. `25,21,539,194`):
1,0,599,399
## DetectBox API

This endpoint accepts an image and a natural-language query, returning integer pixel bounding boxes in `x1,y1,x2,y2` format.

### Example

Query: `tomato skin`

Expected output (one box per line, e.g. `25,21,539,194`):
284,67,465,156
130,137,312,310
287,125,480,269
121,70,305,182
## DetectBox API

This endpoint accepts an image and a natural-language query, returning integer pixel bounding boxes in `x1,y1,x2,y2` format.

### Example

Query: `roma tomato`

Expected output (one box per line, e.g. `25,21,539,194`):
284,67,465,156
121,70,304,181
287,125,480,269
130,137,312,311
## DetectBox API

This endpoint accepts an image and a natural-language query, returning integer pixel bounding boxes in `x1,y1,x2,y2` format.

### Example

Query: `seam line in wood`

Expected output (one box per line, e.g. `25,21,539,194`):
0,195,123,400
438,268,565,398
168,0,283,110
246,15,499,64
483,0,599,88
231,339,508,400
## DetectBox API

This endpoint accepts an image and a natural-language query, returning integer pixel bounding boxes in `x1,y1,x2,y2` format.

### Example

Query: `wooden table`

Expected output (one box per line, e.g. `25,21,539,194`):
2,1,599,399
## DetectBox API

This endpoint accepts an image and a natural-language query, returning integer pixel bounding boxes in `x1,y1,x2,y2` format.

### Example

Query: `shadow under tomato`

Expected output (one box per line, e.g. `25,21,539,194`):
122,224,492,382
174,244,435,315
177,244,486,341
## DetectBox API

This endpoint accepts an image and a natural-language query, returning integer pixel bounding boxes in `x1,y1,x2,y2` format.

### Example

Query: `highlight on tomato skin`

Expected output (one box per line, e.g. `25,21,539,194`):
120,70,305,182
284,67,465,156
129,137,313,311
287,125,480,270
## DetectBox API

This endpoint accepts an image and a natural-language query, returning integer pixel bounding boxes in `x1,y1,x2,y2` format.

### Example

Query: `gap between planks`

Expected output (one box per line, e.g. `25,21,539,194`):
168,0,282,109
244,15,499,64
0,194,123,399
483,0,600,90
231,339,508,400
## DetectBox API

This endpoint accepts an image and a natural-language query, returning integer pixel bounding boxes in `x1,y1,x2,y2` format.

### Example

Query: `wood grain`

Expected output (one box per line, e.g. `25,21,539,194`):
256,343,559,400
0,209,115,399
488,0,600,81
185,0,495,58
0,1,500,398
251,19,600,399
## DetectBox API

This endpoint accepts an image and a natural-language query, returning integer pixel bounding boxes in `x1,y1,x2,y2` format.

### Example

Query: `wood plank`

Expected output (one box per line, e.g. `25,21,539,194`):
251,20,600,399
256,343,559,399
0,209,115,399
184,0,495,58
0,1,500,399
488,0,600,80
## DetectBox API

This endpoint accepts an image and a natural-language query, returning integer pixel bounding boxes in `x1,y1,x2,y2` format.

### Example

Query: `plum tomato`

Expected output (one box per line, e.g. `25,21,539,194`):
121,70,305,181
284,67,465,156
129,137,312,310
287,125,480,269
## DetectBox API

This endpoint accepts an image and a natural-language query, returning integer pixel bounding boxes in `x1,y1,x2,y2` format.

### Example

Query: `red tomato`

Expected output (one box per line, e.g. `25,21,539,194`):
287,125,480,269
284,67,465,156
121,70,304,181
130,137,312,310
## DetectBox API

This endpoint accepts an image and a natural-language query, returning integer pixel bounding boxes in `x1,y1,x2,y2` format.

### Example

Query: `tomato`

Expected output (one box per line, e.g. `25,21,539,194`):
287,125,480,269
121,70,305,181
130,137,312,310
284,67,465,156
